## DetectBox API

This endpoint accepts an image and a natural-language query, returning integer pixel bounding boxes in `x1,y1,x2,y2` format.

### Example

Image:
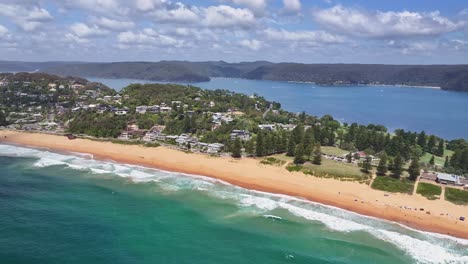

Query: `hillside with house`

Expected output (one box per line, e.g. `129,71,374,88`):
1,74,468,198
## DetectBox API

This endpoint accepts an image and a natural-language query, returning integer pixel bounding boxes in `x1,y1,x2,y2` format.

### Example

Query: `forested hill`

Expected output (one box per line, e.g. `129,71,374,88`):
243,63,468,91
0,61,81,73
2,60,467,91
41,61,273,83
0,72,114,93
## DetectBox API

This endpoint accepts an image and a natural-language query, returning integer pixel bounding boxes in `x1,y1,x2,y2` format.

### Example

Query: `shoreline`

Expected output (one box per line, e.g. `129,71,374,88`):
1,130,468,240
86,76,442,90
209,77,442,89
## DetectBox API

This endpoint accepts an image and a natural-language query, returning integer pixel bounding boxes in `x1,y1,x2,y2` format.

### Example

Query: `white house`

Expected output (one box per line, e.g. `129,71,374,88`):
160,106,172,113
207,143,224,154
258,124,276,131
230,130,251,141
136,106,148,114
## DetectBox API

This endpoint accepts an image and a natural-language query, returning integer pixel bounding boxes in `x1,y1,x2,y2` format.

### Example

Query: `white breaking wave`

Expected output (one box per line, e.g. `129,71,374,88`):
0,143,467,264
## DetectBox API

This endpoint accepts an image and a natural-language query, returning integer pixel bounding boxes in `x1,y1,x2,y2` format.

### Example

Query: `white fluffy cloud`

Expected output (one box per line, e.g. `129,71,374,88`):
151,3,199,24
0,3,53,31
313,5,462,38
264,28,345,45
282,0,301,13
225,0,267,14
202,5,256,29
70,23,108,38
386,40,439,54
135,0,166,11
94,17,135,31
0,25,8,37
118,28,180,47
150,4,257,29
239,39,262,50
63,0,126,14
0,0,467,63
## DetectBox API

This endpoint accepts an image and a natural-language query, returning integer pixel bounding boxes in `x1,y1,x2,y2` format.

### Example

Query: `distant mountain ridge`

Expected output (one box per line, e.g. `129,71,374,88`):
1,60,467,91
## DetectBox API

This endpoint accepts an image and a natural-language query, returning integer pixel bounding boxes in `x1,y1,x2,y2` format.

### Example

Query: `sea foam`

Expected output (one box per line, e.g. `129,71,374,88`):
0,143,467,264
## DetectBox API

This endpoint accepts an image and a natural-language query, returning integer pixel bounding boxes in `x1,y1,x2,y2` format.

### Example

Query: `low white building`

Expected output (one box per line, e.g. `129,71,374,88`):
160,106,172,113
230,130,251,141
207,143,224,154
136,106,148,114
258,124,276,131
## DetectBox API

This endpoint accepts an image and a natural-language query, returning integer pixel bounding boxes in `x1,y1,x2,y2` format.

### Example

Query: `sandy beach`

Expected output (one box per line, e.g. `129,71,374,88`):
1,130,467,239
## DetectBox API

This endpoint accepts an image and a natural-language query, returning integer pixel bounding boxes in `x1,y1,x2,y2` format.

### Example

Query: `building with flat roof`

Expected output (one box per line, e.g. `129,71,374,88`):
436,173,462,185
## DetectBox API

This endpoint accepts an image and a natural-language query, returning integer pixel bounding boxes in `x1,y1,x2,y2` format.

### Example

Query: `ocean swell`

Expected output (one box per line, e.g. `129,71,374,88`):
0,143,467,264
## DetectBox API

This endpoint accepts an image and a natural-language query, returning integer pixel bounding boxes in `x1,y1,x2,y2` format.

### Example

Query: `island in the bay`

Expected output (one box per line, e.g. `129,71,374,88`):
1,72,468,238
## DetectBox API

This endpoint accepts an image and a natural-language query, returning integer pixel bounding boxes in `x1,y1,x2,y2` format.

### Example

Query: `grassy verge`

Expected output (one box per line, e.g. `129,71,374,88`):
416,182,441,200
109,139,160,148
445,187,468,205
302,159,371,183
260,157,286,166
371,176,414,194
286,164,303,172
321,146,349,156
421,149,454,166
279,157,371,184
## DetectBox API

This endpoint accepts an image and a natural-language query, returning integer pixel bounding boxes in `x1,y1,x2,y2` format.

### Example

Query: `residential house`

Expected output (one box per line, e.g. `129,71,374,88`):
230,130,251,141
207,143,224,154
258,124,276,131
155,133,167,141
136,105,148,114
149,125,166,135
278,124,296,131
84,90,98,98
148,105,160,113
143,132,157,142
160,106,172,113
118,131,130,140
71,84,85,90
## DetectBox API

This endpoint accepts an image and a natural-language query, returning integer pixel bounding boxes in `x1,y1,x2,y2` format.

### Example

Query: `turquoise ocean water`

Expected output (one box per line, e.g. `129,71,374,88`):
88,77,468,139
0,144,467,264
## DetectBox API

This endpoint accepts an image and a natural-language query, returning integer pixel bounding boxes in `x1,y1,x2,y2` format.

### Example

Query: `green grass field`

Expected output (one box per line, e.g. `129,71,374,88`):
420,149,454,166
274,153,370,183
371,176,415,194
445,187,468,205
321,146,349,156
416,182,441,200
301,159,371,183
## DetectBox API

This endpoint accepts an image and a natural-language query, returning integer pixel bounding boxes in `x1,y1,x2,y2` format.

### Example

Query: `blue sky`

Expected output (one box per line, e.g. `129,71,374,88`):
0,0,467,64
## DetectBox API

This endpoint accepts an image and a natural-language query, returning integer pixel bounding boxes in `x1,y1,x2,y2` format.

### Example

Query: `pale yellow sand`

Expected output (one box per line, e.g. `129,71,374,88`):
1,130,467,239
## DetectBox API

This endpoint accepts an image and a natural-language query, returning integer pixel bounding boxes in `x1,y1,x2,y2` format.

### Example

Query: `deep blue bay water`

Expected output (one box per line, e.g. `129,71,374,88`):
1,144,467,264
88,77,468,139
